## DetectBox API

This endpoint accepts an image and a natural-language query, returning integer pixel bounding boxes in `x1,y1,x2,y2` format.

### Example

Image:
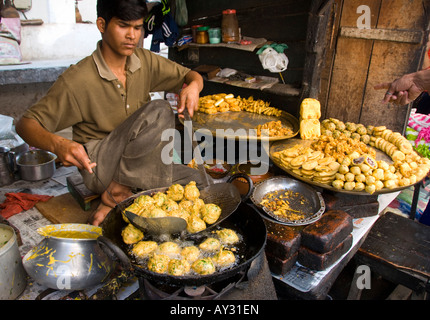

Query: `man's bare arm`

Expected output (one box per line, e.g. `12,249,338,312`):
15,117,96,173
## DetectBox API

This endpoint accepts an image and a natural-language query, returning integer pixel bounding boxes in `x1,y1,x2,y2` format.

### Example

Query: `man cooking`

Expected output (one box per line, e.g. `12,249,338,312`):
15,0,204,226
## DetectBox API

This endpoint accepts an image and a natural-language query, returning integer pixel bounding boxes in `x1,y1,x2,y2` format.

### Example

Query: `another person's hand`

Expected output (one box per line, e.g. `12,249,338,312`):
374,69,430,105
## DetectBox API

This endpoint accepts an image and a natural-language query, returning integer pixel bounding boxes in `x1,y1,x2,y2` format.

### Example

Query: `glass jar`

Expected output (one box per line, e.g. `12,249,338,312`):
221,9,239,43
191,24,203,43
208,27,221,44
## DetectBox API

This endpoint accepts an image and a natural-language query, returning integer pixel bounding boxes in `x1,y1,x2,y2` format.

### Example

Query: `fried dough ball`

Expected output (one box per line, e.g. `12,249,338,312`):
162,199,179,212
166,184,184,201
168,259,191,276
179,199,193,213
167,207,190,223
134,195,155,210
123,203,141,222
181,246,200,263
121,224,144,245
147,207,167,218
202,203,222,224
184,181,200,201
192,258,216,275
186,215,206,233
212,249,236,268
332,179,344,190
192,198,205,218
152,192,168,207
199,237,221,252
132,241,158,258
157,241,181,256
216,228,240,244
147,254,170,273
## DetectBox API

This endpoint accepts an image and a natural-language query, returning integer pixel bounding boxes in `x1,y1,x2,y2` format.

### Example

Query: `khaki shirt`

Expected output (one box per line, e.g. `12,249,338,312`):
23,41,190,144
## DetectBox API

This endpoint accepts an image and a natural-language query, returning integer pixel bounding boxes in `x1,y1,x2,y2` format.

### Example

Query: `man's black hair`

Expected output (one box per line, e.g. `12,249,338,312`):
97,0,148,26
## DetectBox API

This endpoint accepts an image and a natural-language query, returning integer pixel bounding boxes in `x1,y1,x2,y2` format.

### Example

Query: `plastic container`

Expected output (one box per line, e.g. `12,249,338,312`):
208,27,221,44
196,26,209,44
222,9,240,43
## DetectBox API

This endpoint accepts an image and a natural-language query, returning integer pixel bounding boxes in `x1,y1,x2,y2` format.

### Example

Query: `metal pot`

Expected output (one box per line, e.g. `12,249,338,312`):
0,142,29,186
0,224,27,299
22,224,116,291
16,149,57,181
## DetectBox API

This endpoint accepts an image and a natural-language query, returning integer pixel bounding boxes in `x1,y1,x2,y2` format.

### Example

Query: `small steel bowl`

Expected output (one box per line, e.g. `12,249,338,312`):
251,176,325,226
16,149,57,181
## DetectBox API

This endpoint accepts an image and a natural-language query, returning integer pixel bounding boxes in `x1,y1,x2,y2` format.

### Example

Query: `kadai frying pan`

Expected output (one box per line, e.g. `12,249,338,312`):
99,201,267,287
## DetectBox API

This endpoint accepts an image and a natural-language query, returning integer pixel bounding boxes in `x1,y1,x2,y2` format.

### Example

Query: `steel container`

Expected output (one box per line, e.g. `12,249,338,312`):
0,224,27,299
16,149,57,181
23,224,115,291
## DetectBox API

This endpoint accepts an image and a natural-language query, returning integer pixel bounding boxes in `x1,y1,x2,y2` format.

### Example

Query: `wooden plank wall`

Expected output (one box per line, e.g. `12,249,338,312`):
321,0,430,133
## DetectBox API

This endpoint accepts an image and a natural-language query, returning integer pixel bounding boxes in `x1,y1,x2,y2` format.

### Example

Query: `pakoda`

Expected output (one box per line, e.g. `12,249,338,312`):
191,258,216,275
168,259,191,276
202,203,222,224
184,181,200,201
216,228,239,244
199,237,221,252
147,254,170,274
121,224,144,245
166,184,184,201
132,241,158,258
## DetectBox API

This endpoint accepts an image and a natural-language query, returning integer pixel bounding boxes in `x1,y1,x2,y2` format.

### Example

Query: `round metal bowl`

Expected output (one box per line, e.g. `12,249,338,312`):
251,176,325,226
16,149,57,181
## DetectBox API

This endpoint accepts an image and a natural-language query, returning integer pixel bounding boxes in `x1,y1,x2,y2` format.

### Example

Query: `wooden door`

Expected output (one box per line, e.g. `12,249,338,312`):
321,0,430,133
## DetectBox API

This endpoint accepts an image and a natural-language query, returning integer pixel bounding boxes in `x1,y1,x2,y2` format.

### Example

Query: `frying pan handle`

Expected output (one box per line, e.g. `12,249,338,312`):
97,236,133,273
227,173,254,202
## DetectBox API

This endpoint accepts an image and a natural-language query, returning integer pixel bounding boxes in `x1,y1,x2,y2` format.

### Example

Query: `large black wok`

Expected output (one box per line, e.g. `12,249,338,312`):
100,201,267,287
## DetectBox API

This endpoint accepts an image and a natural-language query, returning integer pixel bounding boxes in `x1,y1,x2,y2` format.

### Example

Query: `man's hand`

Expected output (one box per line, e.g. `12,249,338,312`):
177,71,203,118
53,137,97,173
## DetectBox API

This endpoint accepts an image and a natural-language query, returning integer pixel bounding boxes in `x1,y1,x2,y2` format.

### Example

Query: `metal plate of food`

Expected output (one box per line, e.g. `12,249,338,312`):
251,176,325,226
182,110,299,141
269,138,419,196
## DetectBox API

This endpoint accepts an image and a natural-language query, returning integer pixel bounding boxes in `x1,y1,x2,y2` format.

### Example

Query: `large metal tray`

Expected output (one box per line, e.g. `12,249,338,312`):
182,110,299,141
269,138,419,196
251,176,325,226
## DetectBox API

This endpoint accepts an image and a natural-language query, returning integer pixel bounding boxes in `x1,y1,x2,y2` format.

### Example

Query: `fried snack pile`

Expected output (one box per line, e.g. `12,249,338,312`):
272,118,430,194
124,227,241,276
123,181,221,234
198,93,282,116
255,120,294,137
259,189,309,221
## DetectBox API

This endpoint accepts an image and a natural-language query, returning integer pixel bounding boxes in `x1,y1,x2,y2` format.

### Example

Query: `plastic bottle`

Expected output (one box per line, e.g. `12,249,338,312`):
221,9,239,43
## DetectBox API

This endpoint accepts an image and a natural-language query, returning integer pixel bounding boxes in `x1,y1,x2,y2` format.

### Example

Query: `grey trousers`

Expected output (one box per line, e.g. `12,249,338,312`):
80,99,205,194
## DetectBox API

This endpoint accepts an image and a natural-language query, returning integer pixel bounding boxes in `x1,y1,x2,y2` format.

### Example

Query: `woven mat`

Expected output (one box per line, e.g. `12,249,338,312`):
35,192,99,224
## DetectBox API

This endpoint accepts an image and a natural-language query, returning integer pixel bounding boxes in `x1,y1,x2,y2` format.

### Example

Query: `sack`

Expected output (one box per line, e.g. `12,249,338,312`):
0,17,22,65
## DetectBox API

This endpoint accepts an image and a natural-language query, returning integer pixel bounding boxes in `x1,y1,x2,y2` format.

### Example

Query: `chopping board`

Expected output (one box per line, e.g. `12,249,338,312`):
35,192,99,224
